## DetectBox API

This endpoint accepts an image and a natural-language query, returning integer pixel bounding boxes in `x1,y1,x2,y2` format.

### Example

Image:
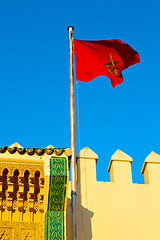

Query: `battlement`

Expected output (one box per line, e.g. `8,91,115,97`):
66,147,160,240
76,147,160,185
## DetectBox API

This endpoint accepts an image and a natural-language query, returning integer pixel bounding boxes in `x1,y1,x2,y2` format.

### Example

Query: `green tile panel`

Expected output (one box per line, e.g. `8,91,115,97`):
45,157,68,240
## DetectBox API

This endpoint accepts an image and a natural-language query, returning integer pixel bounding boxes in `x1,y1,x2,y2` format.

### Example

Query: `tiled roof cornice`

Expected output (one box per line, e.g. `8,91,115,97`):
0,146,71,157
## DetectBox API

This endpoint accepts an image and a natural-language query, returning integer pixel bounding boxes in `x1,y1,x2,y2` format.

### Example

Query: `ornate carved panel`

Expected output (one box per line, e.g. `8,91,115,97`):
0,163,44,177
0,227,14,240
0,222,44,240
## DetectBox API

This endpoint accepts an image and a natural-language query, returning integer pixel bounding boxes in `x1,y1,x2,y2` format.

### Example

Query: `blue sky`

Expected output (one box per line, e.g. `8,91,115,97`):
0,0,159,183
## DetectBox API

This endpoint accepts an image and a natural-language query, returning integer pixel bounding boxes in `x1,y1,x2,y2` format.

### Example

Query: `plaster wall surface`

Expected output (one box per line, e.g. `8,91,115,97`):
66,148,160,240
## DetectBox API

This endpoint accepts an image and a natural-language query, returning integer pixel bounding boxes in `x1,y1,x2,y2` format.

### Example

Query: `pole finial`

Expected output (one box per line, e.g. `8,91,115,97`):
67,26,74,31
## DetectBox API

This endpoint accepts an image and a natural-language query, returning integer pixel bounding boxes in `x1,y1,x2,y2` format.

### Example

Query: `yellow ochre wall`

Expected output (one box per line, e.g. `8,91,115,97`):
66,147,160,240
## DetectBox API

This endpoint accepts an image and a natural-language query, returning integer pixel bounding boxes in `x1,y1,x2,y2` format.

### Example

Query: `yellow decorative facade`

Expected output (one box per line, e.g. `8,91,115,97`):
0,143,71,240
1,143,160,239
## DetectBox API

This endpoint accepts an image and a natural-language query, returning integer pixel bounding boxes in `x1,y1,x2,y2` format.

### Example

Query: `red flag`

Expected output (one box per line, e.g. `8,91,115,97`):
73,39,140,88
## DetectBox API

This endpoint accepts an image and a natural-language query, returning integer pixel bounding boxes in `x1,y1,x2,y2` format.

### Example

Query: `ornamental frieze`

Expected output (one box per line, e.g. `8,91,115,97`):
0,222,44,240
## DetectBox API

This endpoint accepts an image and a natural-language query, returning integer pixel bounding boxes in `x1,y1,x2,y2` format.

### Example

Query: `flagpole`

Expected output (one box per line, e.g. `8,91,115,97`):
67,26,77,240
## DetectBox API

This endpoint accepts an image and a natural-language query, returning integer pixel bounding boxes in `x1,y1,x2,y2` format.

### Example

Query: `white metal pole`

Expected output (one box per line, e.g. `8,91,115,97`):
67,26,77,240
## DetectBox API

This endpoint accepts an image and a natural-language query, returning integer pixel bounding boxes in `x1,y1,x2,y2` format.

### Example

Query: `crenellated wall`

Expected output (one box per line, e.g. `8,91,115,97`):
66,147,160,240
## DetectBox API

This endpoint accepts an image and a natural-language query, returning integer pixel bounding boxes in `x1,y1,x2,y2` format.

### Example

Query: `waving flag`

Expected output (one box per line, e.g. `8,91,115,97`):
73,39,140,88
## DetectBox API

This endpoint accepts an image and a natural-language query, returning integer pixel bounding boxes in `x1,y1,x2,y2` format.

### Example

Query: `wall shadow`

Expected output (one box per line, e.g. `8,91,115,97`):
66,198,94,240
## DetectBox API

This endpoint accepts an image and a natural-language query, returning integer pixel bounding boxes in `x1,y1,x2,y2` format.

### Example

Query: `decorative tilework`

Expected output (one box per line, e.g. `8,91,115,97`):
45,157,68,240
45,212,64,239
50,157,68,176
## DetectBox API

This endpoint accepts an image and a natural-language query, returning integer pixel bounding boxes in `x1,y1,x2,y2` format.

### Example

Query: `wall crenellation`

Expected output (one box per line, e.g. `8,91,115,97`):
76,147,160,185
72,147,160,240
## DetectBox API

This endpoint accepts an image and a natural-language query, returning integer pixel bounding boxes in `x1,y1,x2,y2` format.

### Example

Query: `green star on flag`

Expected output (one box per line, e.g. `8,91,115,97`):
104,54,119,76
